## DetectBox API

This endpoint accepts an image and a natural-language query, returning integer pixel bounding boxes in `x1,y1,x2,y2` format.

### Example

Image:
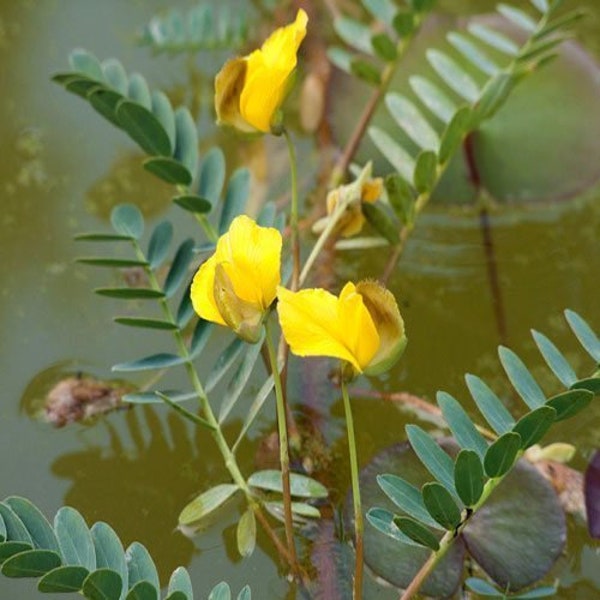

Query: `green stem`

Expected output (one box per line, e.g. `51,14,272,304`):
283,127,300,291
265,318,298,570
341,376,364,600
329,26,419,187
130,242,301,571
195,214,219,244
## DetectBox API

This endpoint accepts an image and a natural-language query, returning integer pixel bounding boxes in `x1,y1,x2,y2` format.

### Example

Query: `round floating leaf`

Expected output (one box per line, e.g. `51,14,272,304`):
353,441,466,597
463,457,566,590
117,101,172,157
474,18,600,203
143,157,192,185
111,204,144,240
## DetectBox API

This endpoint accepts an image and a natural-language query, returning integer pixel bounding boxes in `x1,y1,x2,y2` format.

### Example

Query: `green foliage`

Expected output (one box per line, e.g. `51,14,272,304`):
75,202,323,543
0,496,250,599
364,0,584,236
54,51,251,230
329,0,436,87
54,49,197,185
137,4,250,55
368,309,599,589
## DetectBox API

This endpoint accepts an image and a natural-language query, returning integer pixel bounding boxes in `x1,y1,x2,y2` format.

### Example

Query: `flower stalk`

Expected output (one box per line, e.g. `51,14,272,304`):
265,318,298,571
342,376,364,600
283,127,301,291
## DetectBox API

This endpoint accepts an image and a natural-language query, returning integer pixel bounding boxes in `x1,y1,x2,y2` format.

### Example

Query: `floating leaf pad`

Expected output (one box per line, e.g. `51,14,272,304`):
351,441,465,597
356,438,565,595
464,454,566,589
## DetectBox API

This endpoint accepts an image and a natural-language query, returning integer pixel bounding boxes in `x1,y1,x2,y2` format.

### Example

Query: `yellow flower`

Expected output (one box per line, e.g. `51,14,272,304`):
191,215,282,343
277,280,406,376
312,162,383,238
215,9,308,134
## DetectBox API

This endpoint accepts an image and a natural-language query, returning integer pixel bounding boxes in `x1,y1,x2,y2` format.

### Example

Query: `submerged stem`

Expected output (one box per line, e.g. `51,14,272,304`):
265,318,299,572
341,375,364,600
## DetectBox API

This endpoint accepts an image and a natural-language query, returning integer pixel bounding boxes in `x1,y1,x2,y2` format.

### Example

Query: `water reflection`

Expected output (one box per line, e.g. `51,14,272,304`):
50,407,200,579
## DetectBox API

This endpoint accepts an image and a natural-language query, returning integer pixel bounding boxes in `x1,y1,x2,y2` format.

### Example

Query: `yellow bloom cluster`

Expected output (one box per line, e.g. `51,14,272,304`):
192,13,406,375
190,216,406,377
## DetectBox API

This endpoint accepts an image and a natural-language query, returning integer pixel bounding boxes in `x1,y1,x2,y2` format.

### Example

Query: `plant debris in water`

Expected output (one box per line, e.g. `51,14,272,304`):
44,375,131,427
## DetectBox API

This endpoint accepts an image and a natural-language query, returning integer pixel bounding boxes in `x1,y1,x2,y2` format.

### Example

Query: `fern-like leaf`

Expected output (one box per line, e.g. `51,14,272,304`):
0,496,250,599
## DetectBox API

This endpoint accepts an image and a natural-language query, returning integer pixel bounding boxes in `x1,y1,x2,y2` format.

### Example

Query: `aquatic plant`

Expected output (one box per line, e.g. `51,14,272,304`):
2,0,598,598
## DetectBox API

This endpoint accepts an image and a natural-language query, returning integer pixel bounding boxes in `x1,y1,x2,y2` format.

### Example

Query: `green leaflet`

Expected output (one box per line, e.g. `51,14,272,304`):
484,432,521,478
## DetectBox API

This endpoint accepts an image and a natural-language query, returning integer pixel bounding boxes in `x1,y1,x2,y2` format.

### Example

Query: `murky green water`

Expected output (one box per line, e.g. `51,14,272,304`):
1,1,599,598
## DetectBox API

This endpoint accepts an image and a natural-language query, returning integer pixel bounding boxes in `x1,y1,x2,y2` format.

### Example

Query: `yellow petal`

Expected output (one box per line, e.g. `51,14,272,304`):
213,263,264,343
361,178,383,203
190,216,282,330
356,280,406,375
277,283,379,373
190,254,226,326
215,215,282,309
214,57,257,133
240,9,308,132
